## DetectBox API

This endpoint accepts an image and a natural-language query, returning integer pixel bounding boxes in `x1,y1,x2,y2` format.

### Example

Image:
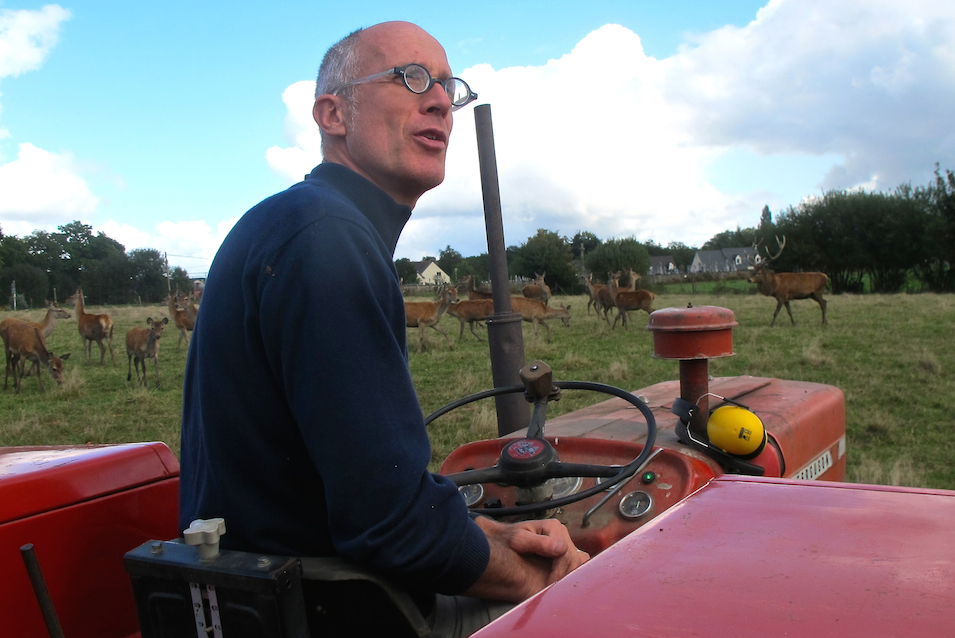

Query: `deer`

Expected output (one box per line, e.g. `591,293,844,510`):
66,287,115,365
522,272,552,305
1,302,71,379
608,271,655,330
748,236,829,326
176,290,199,325
581,275,606,317
447,298,494,342
404,285,458,353
1,321,70,394
126,317,169,389
510,296,571,343
166,293,195,349
460,274,494,300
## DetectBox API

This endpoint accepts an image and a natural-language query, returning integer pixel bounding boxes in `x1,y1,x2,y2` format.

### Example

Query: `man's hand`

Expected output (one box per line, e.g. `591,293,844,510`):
463,516,589,602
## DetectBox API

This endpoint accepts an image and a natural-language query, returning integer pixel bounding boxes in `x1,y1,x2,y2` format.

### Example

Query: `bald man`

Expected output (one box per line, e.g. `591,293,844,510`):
179,22,586,636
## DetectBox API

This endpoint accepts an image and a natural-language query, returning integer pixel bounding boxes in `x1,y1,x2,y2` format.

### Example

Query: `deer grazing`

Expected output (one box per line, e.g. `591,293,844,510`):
66,287,115,365
3,302,71,378
1,321,70,394
748,236,828,326
166,293,195,350
404,285,458,353
459,274,494,300
608,271,655,330
126,317,169,388
510,296,571,343
522,272,552,305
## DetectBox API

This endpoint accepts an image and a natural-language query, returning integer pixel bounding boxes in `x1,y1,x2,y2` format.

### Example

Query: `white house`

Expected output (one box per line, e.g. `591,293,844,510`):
413,260,450,284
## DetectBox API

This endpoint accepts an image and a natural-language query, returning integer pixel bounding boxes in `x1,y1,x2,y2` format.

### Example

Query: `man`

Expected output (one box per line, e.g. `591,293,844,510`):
178,21,587,635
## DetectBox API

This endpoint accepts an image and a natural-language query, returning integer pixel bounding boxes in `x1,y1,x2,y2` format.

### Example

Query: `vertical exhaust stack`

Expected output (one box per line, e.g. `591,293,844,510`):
646,304,738,435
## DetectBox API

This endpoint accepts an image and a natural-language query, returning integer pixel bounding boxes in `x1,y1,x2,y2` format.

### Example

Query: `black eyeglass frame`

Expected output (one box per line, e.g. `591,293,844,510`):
329,63,478,111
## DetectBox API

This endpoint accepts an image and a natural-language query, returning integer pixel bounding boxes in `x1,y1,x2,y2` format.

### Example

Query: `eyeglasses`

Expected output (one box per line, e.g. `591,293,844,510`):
330,63,478,111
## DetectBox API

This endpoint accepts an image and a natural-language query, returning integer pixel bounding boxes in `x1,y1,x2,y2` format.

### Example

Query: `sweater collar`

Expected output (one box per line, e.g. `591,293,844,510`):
305,162,412,256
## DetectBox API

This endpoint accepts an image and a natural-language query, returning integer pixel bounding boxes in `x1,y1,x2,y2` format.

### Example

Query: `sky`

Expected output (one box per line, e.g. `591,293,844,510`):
1,1,953,278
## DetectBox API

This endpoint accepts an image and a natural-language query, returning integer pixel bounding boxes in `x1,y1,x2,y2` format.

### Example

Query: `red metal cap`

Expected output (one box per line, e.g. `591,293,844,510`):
646,304,737,360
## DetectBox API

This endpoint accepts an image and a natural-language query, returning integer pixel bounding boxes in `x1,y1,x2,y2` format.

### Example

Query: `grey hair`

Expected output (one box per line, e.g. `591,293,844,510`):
315,28,364,149
315,28,363,99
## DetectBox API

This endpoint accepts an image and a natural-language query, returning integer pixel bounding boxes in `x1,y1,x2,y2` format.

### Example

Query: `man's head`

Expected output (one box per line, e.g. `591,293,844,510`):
314,22,460,209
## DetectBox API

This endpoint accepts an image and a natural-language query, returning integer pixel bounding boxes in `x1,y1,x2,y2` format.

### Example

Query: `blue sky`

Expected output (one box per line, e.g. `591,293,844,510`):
1,1,953,276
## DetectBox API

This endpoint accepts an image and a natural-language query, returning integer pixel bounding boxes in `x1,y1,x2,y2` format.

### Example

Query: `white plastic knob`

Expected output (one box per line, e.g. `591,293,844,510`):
183,518,226,560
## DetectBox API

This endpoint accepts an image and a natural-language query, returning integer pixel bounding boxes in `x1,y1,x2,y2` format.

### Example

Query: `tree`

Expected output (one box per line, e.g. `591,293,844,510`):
702,226,756,250
85,253,134,304
585,237,650,284
0,263,49,308
170,266,193,297
394,258,419,284
128,248,167,304
437,246,464,281
758,205,775,240
510,229,577,293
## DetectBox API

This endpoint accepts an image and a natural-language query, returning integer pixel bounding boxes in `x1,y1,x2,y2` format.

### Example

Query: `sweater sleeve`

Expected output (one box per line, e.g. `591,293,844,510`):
257,214,489,594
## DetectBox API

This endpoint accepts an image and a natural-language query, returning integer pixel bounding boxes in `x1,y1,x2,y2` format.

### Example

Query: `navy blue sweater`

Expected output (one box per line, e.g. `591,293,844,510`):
178,163,489,594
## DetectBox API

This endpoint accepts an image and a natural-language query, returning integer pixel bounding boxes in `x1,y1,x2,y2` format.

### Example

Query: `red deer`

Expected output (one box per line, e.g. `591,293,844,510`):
748,236,828,326
2,302,71,378
608,271,655,330
126,317,169,388
176,290,199,325
460,274,493,300
510,296,571,343
446,298,494,341
166,293,195,349
580,275,604,316
522,272,552,305
404,285,458,353
0,321,70,394
66,287,115,365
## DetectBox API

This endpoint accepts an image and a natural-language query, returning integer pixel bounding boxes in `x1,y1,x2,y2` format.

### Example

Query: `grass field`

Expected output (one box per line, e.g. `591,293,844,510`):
2,291,953,490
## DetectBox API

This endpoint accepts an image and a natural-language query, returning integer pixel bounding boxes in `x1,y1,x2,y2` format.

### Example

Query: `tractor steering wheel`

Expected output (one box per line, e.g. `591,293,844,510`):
425,363,657,518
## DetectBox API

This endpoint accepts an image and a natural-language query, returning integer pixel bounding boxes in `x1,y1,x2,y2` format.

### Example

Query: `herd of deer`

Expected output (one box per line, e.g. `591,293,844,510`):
405,236,829,352
0,288,199,394
1,238,829,386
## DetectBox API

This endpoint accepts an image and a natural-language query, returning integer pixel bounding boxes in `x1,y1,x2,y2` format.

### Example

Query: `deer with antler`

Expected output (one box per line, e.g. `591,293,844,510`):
748,236,829,326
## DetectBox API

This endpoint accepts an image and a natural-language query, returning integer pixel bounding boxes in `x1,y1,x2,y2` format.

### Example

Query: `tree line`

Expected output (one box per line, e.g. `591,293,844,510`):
397,165,955,296
0,221,192,307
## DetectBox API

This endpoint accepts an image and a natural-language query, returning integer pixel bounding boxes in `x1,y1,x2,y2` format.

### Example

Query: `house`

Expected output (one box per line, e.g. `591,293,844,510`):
413,259,450,285
649,255,679,275
689,247,760,273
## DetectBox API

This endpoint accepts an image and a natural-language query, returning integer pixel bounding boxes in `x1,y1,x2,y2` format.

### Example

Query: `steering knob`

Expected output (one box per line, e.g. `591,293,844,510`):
498,438,558,487
520,360,557,402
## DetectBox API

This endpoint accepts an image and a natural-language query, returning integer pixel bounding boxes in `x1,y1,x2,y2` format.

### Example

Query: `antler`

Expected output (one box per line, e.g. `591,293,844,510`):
767,235,786,261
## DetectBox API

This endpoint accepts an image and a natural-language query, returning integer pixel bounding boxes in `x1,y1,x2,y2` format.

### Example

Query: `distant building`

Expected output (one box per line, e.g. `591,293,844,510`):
413,260,450,284
690,247,760,273
649,255,679,275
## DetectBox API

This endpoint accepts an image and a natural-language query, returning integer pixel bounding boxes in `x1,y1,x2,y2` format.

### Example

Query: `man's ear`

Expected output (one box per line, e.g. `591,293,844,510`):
313,95,347,137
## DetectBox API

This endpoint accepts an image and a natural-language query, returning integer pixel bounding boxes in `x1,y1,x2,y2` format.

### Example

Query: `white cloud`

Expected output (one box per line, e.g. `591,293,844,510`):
0,4,71,78
0,143,99,222
94,217,239,278
267,1,955,259
265,80,322,182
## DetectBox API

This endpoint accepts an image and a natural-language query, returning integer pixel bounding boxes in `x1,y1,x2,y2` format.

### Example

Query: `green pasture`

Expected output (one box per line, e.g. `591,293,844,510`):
1,292,953,490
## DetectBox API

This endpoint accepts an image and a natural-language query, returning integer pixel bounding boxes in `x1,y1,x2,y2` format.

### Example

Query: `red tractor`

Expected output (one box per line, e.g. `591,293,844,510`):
5,302,953,637
5,108,954,636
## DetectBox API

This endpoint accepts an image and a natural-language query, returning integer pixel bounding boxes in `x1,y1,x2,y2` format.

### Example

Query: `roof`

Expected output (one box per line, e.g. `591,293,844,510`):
693,247,758,272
